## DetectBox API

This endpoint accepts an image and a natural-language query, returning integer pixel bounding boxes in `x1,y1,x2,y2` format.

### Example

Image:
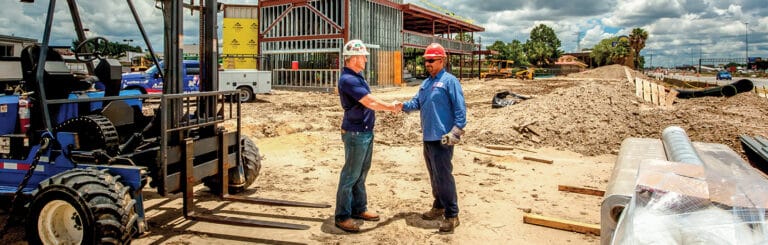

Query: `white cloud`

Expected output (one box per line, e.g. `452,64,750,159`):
3,0,767,68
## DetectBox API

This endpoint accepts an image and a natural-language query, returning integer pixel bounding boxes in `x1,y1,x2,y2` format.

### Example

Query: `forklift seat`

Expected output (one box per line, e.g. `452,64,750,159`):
20,45,91,100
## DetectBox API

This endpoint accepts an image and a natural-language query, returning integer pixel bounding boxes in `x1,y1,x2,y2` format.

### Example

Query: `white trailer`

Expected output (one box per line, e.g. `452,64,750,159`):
218,70,272,102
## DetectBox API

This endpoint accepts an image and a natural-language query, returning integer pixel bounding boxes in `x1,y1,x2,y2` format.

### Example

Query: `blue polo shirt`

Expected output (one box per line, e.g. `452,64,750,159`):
338,67,375,132
402,68,467,141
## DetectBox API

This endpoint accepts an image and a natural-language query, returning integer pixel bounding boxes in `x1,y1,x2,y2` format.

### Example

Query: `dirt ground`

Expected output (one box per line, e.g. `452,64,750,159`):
2,65,766,244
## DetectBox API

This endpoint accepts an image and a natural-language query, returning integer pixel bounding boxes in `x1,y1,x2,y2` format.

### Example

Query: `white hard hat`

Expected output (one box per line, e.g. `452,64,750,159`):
343,39,369,56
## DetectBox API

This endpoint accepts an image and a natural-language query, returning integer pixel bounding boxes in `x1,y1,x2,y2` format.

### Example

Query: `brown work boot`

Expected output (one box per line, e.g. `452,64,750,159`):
352,211,380,221
421,208,445,220
439,217,460,232
335,219,360,233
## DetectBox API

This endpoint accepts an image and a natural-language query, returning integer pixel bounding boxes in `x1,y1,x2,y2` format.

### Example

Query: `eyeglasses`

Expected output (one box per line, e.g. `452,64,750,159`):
425,59,439,63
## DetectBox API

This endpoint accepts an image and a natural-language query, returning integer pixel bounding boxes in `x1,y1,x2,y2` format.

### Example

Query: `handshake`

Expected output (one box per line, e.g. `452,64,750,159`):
441,126,465,145
389,101,403,112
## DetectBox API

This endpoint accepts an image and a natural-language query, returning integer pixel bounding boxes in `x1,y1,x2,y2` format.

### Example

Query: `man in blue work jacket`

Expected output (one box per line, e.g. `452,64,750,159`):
401,43,467,232
334,39,402,233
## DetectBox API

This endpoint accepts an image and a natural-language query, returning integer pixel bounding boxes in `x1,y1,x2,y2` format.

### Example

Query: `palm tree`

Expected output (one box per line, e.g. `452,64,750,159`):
628,28,648,69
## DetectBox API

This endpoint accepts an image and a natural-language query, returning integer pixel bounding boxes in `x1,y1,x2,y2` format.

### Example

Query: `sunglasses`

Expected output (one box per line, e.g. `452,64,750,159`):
425,59,440,63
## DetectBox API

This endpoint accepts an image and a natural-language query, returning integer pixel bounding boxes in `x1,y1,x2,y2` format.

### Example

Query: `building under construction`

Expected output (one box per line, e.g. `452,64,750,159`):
223,0,483,91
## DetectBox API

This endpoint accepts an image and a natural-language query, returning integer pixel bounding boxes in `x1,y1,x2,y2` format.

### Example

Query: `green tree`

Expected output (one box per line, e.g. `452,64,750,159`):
71,39,141,58
454,32,474,43
524,24,561,66
628,28,649,69
508,40,529,66
487,40,510,60
611,38,631,65
590,36,632,67
590,38,614,66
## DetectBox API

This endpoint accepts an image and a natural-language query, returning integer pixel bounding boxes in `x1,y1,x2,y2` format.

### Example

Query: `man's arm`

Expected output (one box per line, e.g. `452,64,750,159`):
359,94,399,111
401,92,420,112
450,79,467,129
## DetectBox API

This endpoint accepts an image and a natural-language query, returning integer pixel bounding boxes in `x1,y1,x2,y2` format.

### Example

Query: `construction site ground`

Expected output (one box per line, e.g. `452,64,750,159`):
2,65,767,244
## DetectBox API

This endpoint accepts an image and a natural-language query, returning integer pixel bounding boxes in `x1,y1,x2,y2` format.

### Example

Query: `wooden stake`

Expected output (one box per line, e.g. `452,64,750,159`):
557,185,605,196
523,156,553,164
523,214,600,235
464,148,506,157
484,144,537,153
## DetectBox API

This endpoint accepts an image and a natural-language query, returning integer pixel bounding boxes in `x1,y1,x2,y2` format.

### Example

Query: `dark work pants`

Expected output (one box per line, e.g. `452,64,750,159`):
423,141,458,218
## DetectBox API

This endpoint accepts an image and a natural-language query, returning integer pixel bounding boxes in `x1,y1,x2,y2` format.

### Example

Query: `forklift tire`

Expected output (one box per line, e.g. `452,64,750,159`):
26,168,137,245
204,136,262,194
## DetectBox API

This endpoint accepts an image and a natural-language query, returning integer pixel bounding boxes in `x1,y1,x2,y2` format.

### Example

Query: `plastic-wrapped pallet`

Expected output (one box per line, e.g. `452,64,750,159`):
609,137,768,244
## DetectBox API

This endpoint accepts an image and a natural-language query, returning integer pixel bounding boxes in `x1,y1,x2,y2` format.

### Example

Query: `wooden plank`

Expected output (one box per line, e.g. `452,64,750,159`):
657,84,667,106
650,82,659,105
485,144,537,153
557,185,605,196
635,78,643,98
665,89,679,107
624,66,633,82
465,148,506,157
643,79,651,102
523,156,553,164
523,214,601,235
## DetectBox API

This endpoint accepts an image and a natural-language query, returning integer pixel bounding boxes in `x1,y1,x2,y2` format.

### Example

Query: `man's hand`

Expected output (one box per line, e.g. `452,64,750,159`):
441,126,465,145
393,101,403,112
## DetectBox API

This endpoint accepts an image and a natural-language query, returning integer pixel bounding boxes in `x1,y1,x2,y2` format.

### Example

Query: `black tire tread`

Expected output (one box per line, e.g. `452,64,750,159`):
27,168,137,244
203,136,262,194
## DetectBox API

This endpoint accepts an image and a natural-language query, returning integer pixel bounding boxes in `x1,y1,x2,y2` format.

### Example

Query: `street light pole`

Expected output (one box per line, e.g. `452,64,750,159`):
123,39,134,62
744,22,748,67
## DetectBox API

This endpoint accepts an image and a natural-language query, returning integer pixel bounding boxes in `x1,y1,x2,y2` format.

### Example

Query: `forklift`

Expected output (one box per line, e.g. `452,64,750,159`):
0,0,329,243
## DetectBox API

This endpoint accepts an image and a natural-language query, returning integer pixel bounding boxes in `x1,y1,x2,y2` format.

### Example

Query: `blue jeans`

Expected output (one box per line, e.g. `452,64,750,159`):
424,141,458,218
335,131,373,222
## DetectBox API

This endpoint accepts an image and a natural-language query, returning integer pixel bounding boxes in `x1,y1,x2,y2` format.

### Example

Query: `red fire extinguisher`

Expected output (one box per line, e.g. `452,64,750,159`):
18,97,30,134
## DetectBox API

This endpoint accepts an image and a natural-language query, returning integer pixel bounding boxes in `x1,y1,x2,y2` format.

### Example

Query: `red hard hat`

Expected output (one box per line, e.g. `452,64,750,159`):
423,43,446,58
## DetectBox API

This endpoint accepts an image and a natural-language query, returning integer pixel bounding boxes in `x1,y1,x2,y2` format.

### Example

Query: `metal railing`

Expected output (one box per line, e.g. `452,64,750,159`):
272,68,340,92
402,30,478,54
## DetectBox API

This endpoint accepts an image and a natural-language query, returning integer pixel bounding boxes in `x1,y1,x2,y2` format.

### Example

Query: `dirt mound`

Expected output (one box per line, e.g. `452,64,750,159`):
377,76,767,156
451,78,768,156
567,64,628,80
239,72,767,157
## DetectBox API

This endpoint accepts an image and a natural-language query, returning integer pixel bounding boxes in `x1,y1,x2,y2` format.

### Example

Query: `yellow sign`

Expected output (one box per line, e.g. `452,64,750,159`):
223,57,258,70
223,18,258,55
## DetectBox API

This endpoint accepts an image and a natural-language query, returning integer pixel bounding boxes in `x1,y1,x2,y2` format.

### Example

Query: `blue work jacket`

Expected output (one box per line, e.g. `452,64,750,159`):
403,69,467,141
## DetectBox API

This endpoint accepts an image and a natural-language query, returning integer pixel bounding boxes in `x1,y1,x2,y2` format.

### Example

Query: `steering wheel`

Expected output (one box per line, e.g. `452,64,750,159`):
75,37,110,62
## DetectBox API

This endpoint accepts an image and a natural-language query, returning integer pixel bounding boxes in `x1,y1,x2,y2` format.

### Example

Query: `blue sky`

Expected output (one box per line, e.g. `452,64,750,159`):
1,0,766,68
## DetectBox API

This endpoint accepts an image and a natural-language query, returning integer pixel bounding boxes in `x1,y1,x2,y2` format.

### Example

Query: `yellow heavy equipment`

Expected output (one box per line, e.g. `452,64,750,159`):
515,67,535,80
130,56,153,72
480,59,515,79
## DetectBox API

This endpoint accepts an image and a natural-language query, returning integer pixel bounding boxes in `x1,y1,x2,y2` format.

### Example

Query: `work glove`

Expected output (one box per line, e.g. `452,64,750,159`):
441,126,465,145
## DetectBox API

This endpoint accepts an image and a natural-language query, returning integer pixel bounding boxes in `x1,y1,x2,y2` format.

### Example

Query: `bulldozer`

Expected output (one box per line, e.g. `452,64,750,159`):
0,0,328,244
480,59,515,79
515,67,535,80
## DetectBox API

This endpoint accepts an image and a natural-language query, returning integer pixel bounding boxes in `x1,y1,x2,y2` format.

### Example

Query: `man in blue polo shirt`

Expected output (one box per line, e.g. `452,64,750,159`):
334,39,402,232
401,43,467,233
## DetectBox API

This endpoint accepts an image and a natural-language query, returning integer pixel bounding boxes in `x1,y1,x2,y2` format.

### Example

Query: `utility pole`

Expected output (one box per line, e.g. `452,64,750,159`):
123,38,134,61
576,31,582,52
744,22,748,67
477,36,482,79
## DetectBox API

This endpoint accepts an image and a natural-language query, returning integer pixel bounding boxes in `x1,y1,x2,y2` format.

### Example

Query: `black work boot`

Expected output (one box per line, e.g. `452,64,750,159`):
421,208,445,220
439,217,460,232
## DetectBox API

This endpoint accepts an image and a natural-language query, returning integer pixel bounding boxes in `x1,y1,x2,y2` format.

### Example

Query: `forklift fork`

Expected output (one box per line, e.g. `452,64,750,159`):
181,132,330,230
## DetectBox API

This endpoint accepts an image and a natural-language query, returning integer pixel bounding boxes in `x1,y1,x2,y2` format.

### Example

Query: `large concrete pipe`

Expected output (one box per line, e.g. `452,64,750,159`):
661,126,704,165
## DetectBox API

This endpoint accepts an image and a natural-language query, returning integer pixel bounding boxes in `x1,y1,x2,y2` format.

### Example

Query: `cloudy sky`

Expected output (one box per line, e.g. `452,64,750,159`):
1,0,766,68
